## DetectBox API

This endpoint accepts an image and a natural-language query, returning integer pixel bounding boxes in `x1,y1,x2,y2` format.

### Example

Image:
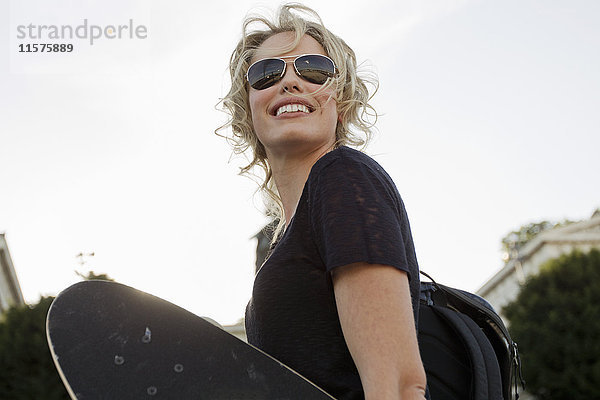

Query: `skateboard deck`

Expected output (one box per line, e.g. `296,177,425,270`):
46,280,335,399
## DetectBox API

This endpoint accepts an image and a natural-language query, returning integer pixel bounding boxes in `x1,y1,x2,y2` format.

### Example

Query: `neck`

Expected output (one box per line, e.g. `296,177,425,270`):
267,142,335,225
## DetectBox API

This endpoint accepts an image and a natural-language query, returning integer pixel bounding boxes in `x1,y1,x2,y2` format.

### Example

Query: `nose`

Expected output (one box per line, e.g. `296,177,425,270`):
279,59,303,93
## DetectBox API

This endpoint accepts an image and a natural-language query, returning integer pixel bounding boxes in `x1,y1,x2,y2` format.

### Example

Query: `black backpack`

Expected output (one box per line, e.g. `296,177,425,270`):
418,272,525,400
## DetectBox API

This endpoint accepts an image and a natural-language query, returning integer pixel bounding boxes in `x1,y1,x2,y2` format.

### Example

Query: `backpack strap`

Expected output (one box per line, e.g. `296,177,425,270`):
432,306,488,400
418,305,471,399
456,311,503,399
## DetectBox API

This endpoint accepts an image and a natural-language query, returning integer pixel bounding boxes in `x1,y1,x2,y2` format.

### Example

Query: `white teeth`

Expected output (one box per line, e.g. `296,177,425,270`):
276,104,310,116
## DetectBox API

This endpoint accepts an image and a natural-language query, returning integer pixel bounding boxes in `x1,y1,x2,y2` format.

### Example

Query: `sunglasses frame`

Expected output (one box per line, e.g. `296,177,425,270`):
246,53,337,90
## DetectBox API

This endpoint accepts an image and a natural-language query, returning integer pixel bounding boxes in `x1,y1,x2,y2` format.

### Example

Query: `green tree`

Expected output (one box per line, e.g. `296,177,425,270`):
0,297,69,400
75,270,114,281
504,249,600,400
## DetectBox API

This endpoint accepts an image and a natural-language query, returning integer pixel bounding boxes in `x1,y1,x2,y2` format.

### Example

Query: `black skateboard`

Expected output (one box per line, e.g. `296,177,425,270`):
46,280,335,399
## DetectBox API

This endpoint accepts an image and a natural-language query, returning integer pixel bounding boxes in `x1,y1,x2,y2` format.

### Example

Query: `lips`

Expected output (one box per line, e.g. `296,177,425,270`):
276,103,311,116
269,98,315,116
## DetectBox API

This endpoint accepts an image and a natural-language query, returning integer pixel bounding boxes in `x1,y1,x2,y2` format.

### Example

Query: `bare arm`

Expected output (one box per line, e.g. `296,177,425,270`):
332,262,427,400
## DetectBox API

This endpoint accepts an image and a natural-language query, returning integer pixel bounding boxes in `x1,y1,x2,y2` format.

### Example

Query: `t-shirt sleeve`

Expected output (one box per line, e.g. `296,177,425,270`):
308,155,411,278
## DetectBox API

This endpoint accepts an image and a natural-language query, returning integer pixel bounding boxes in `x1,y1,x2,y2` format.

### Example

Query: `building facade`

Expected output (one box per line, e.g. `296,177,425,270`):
0,233,25,316
477,212,600,319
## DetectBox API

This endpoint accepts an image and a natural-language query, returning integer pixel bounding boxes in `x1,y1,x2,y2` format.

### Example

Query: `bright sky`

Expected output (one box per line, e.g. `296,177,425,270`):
1,0,599,325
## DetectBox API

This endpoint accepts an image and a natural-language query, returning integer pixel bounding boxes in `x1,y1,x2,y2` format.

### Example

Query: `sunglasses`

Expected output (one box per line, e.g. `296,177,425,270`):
246,54,336,90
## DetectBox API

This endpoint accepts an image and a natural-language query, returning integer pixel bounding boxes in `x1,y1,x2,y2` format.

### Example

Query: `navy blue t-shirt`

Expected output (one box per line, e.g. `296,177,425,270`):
245,146,421,400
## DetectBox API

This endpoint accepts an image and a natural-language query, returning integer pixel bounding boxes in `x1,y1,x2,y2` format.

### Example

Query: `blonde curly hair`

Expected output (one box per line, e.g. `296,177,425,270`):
216,3,378,240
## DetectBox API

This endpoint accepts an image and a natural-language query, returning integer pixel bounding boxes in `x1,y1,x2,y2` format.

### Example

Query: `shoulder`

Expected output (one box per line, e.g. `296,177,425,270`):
309,146,396,190
310,146,390,179
306,146,404,213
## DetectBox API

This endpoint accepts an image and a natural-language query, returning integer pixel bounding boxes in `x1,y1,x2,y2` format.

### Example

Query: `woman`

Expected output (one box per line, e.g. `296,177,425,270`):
218,4,427,400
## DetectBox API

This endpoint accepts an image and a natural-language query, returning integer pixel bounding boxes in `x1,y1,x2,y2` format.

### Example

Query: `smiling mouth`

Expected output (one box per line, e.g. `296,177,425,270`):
275,103,312,117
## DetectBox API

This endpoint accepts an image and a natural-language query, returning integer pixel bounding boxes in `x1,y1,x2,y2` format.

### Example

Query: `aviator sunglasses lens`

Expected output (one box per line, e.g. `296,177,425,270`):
247,54,335,90
294,55,335,85
247,58,286,90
